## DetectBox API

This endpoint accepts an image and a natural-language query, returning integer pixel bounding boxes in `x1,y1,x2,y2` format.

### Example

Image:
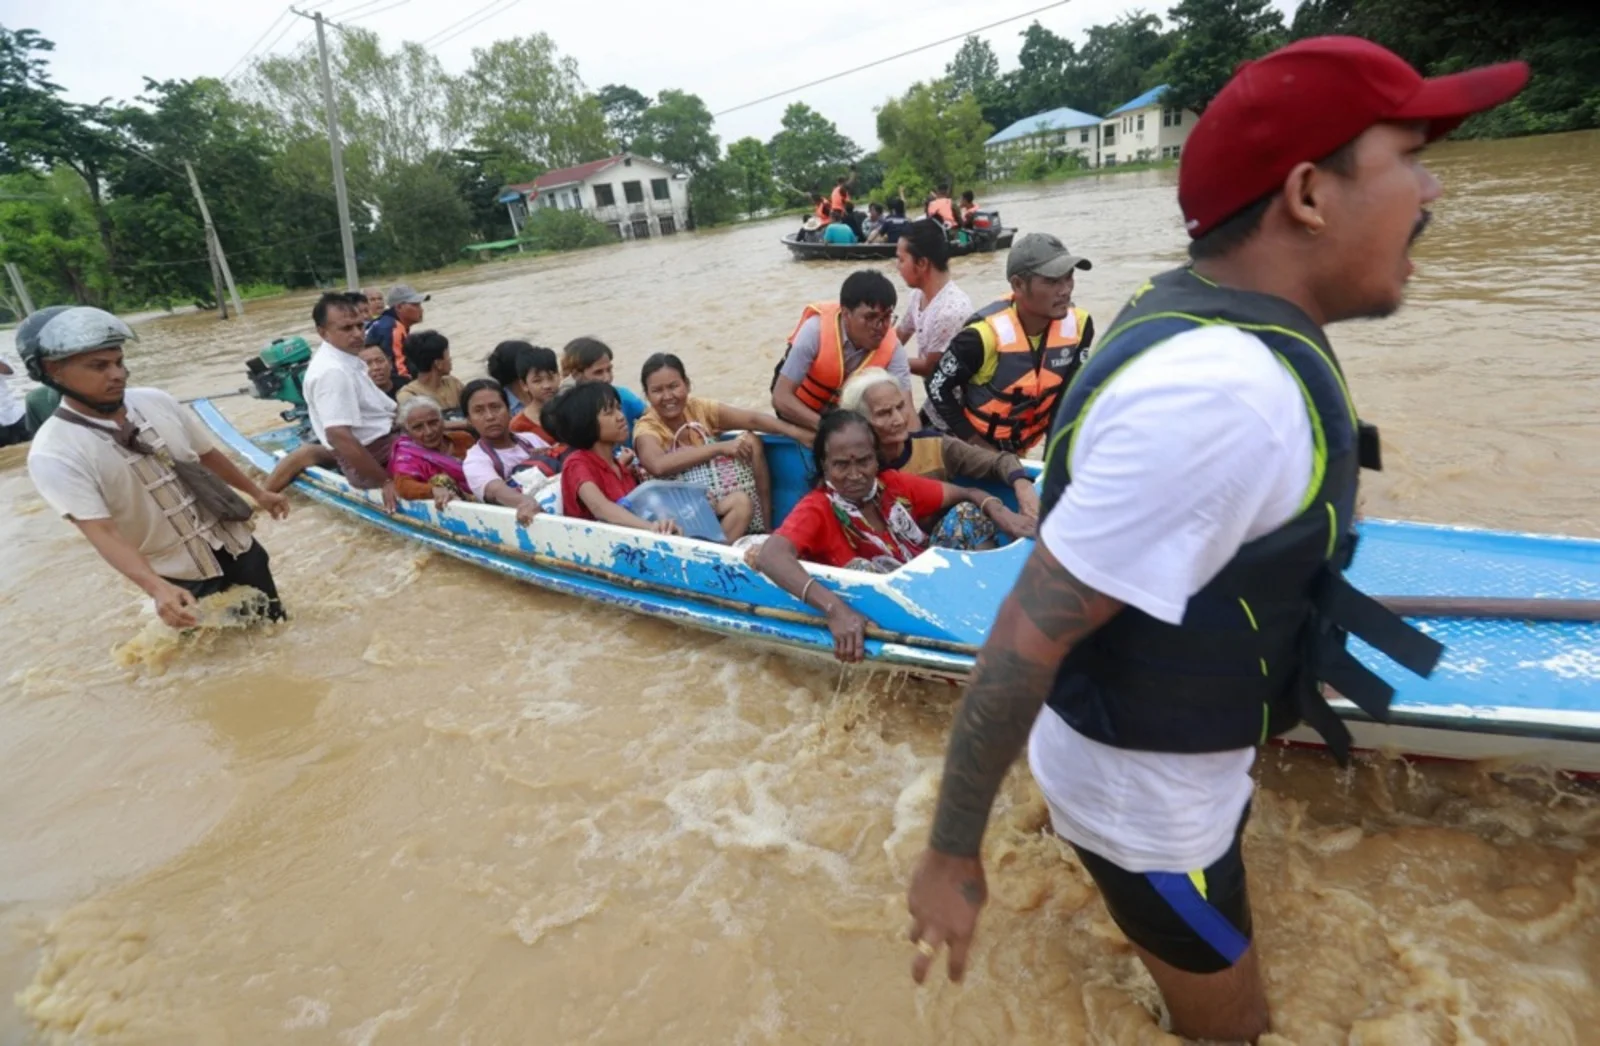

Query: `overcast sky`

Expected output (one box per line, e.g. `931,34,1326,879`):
6,0,1301,152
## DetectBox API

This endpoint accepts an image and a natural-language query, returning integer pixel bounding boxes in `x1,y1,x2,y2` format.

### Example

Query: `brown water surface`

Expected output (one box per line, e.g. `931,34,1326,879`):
2,131,1599,1044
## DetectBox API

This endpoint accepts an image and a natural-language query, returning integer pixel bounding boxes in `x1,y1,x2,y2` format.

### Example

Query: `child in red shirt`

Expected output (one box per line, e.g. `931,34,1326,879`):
546,382,679,534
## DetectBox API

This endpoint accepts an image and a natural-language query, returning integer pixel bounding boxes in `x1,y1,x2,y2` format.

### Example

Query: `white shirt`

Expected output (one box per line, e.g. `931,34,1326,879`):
1027,325,1314,872
304,340,396,447
463,436,541,500
0,366,24,427
895,279,973,362
27,388,255,581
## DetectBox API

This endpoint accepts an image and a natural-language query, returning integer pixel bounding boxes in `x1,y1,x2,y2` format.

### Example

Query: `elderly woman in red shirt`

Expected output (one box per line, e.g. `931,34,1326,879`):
754,410,1032,662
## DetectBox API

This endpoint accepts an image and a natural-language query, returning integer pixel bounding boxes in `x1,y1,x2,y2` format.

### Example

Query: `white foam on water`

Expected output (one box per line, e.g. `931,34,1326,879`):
1518,648,1600,681
511,893,607,947
283,996,330,1030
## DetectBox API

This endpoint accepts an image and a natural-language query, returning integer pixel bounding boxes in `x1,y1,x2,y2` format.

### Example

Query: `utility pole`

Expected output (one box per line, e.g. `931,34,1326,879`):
294,6,360,290
4,261,35,316
184,161,244,317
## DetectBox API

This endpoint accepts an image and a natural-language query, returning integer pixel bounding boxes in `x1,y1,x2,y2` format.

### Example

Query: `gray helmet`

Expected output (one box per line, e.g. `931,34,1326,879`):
18,306,137,381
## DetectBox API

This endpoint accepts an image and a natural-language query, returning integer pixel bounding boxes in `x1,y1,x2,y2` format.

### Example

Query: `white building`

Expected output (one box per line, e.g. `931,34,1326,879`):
498,153,691,241
984,106,1103,179
1099,85,1197,167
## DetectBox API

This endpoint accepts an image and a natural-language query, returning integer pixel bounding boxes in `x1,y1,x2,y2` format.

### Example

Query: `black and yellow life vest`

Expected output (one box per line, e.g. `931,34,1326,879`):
1037,267,1442,763
963,299,1089,452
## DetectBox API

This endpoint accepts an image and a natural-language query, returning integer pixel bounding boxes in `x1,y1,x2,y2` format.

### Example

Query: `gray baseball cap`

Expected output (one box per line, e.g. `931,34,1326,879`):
1006,233,1093,279
386,284,430,307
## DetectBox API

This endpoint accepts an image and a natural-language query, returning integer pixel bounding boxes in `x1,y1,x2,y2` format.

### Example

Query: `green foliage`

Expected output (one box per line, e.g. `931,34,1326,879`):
517,207,616,252
1163,0,1286,113
1015,151,1056,181
464,35,612,171
370,159,476,273
596,84,651,150
724,137,776,218
877,80,992,192
0,168,110,307
687,158,744,227
768,103,860,200
1290,0,1600,139
945,36,1002,120
633,90,719,175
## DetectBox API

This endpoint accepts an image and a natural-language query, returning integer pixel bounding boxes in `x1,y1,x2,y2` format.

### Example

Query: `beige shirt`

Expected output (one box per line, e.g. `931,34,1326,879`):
395,374,465,414
27,388,254,581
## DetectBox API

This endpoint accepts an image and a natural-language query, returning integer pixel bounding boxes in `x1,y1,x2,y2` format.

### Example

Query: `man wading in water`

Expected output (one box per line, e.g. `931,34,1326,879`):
905,37,1528,1042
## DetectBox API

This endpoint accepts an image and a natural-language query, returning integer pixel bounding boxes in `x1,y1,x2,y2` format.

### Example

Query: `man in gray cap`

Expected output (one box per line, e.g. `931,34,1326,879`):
22,306,291,627
923,232,1095,455
364,283,430,387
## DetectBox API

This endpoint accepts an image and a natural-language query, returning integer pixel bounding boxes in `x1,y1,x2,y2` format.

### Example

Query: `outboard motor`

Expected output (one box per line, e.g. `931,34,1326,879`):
968,209,1002,247
245,335,313,433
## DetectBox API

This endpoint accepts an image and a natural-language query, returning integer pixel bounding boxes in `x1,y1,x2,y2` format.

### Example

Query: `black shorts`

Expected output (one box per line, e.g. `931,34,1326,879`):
1071,804,1253,975
167,540,286,622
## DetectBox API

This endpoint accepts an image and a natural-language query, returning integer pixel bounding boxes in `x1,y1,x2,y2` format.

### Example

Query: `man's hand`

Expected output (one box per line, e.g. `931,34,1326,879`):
150,580,200,629
380,478,398,513
908,850,987,983
255,490,291,520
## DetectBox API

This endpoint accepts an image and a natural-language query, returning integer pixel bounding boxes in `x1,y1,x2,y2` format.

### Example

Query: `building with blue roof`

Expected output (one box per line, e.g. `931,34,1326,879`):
984,106,1104,180
982,85,1199,177
1099,84,1197,167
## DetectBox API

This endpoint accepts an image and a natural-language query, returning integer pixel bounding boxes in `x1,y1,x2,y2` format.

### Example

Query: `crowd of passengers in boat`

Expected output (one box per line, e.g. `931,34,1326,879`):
271,221,1092,616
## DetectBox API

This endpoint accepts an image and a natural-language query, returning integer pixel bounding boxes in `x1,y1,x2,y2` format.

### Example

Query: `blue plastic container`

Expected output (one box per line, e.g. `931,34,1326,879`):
621,480,724,542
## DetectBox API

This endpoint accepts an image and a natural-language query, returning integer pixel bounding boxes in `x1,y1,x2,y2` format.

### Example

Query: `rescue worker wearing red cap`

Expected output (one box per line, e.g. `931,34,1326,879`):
905,37,1529,1042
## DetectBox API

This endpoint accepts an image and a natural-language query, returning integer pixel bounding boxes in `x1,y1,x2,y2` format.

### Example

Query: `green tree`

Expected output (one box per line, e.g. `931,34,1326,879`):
687,157,743,227
369,158,475,272
1075,13,1174,114
0,168,109,309
876,80,992,192
767,103,859,201
633,90,719,174
1008,22,1077,120
464,35,612,172
0,28,125,282
596,84,651,150
946,36,1001,101
517,207,615,252
724,136,775,218
1163,0,1286,113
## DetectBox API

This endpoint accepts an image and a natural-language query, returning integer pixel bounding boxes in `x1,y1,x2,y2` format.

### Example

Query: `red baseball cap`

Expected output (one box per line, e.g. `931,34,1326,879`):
1178,36,1528,239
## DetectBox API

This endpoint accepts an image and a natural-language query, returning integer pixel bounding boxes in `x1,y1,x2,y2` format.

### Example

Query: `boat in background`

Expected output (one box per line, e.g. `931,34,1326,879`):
782,210,1016,261
194,399,1600,774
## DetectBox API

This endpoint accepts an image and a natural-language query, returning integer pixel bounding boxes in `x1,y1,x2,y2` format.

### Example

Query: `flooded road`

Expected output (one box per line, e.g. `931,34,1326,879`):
2,130,1599,1044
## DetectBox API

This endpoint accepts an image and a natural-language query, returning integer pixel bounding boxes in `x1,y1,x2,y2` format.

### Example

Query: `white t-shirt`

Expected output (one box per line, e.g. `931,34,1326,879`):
895,279,973,362
1027,325,1314,873
463,436,541,500
27,388,255,580
304,340,396,447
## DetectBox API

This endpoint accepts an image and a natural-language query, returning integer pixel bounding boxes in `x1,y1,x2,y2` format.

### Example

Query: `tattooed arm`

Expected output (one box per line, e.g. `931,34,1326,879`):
907,540,1122,983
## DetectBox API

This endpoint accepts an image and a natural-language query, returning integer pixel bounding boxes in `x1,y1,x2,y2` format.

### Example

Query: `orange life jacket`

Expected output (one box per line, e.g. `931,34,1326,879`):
962,299,1089,451
814,200,832,225
830,186,850,212
784,302,899,413
927,197,956,227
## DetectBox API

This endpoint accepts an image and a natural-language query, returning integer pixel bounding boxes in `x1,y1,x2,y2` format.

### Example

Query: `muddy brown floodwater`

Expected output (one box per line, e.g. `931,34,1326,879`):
2,131,1599,1045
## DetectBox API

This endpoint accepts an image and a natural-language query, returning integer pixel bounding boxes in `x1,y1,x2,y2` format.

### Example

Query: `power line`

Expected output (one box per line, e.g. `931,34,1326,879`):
430,0,519,47
418,0,514,48
712,0,1071,117
336,0,412,23
223,5,294,80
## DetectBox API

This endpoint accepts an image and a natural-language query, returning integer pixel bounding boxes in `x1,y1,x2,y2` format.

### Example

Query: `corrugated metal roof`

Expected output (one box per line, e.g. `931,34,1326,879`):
986,106,1104,145
1106,84,1170,117
504,155,625,198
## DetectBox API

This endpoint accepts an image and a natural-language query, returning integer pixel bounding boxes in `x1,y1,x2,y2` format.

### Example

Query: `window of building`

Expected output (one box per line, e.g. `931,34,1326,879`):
630,218,651,239
594,183,616,207
570,189,581,208
1080,128,1090,144
651,177,670,201
1103,126,1116,146
541,194,555,208
658,215,677,236
623,180,644,204
1137,113,1145,132
1104,154,1117,167
607,222,624,240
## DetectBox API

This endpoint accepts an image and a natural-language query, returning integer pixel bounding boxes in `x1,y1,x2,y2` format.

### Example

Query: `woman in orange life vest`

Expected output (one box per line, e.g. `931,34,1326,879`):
771,269,915,434
925,185,958,228
924,232,1096,454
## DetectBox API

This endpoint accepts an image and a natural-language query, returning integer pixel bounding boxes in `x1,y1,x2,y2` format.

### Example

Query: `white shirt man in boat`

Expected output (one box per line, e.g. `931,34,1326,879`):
904,38,1527,1042
23,307,292,629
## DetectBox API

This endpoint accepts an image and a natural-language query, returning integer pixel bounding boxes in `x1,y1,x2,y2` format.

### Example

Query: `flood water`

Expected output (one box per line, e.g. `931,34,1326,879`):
2,131,1599,1045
